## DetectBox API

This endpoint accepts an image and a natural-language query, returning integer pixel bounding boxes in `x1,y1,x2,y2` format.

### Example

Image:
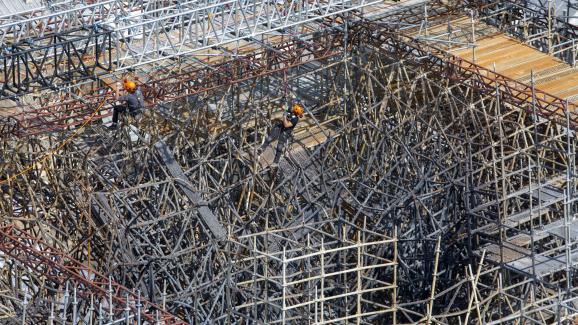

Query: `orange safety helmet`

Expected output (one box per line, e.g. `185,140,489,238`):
292,103,304,117
123,79,137,93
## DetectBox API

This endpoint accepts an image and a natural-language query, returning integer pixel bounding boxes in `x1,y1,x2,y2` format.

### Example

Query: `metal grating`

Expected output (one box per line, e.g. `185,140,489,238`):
0,0,43,17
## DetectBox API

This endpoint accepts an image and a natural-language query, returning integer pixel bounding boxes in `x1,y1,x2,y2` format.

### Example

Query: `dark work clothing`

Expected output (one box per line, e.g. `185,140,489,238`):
260,114,299,163
111,92,143,125
283,111,299,131
112,104,140,125
111,104,125,125
118,93,143,115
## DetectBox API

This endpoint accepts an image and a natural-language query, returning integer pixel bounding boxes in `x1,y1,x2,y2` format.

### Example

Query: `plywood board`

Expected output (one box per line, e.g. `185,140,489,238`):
448,25,578,106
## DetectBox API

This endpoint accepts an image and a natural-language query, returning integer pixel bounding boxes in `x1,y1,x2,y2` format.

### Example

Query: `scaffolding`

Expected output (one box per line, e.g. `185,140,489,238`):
228,220,398,324
1,0,578,324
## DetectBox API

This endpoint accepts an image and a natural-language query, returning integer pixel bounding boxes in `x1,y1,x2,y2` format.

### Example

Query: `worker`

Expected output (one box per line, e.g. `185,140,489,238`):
258,102,304,164
110,79,145,128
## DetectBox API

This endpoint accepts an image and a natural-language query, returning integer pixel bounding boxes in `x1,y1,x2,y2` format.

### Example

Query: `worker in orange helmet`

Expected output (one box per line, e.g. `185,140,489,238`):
110,79,145,128
258,102,305,164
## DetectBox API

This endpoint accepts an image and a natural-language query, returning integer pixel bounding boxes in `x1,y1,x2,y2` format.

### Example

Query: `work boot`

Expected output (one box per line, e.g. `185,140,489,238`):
108,123,118,129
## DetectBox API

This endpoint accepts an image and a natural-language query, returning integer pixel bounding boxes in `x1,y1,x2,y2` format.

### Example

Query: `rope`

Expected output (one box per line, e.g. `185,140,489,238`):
0,95,111,185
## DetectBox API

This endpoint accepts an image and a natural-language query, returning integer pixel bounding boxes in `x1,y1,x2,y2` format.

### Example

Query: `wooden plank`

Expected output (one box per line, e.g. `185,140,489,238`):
449,22,578,113
475,208,550,235
453,35,516,56
508,249,578,277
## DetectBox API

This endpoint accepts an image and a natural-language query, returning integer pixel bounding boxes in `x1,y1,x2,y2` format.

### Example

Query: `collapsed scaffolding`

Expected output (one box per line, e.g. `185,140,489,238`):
0,0,577,324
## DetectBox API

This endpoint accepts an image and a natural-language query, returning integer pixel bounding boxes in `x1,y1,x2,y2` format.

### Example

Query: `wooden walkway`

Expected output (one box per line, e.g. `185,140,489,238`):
247,117,335,171
440,21,578,105
421,18,578,276
416,20,578,277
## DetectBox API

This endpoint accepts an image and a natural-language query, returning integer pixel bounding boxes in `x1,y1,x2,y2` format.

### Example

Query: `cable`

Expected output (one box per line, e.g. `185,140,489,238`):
0,95,111,185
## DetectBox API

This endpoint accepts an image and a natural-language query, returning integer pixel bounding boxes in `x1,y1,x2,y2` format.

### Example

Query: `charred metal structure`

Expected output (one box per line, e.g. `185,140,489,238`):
1,0,578,324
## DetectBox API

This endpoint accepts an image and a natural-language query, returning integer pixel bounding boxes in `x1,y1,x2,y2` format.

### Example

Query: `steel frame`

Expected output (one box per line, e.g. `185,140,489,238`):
2,1,578,324
0,224,186,324
1,27,113,97
0,0,392,98
14,26,354,135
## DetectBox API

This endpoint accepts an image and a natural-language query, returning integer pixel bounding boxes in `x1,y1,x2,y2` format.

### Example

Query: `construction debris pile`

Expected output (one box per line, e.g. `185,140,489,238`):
0,0,577,324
